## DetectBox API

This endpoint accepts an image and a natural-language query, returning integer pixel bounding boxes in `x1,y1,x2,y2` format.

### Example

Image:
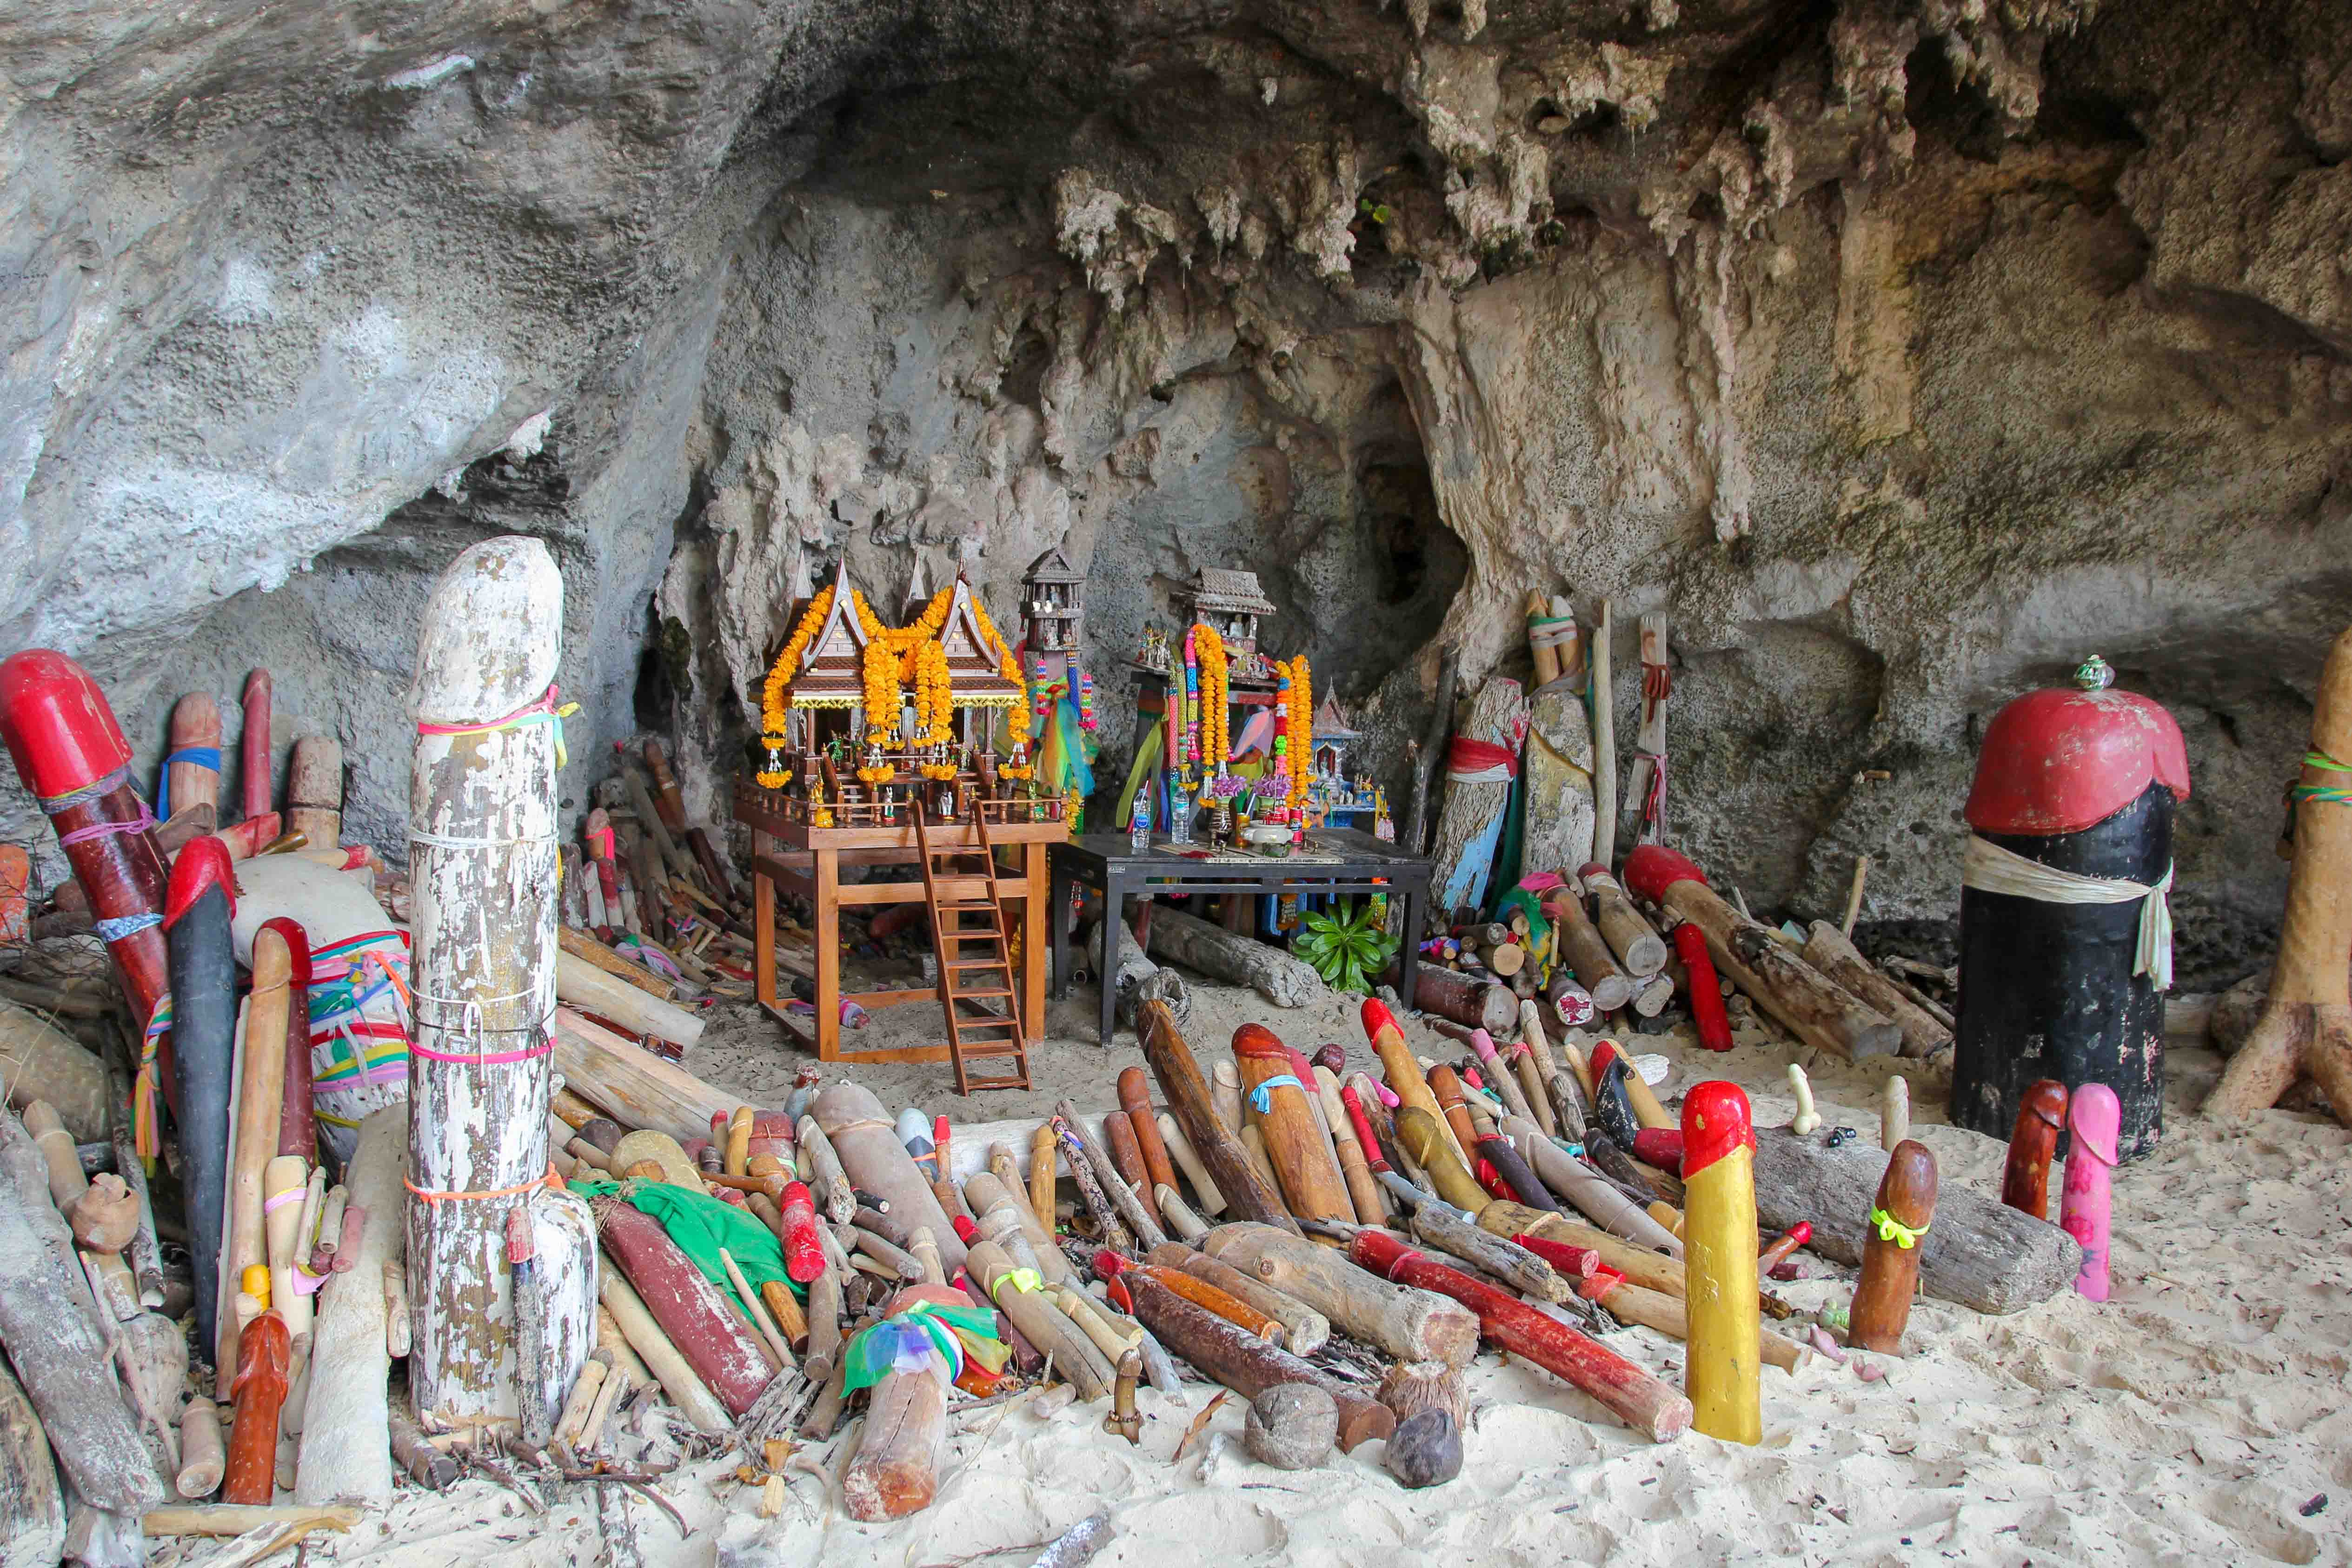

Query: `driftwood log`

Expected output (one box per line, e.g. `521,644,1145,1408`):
293,1107,401,1508
0,1355,64,1567
285,736,343,850
1401,647,1459,861
1351,1229,1691,1443
1622,846,1900,1061
1411,965,1518,1034
1542,884,1634,1013
1140,1001,1296,1232
1800,922,1952,1060
556,955,705,1050
0,1110,163,1516
1201,1222,1478,1367
1581,867,1667,977
815,1083,966,1279
1750,1125,2078,1313
596,1201,769,1418
1589,600,1617,869
1148,904,1322,1007
1521,629,1596,881
1122,1273,1391,1451
553,1009,734,1146
0,1002,107,1145
1148,1245,1330,1355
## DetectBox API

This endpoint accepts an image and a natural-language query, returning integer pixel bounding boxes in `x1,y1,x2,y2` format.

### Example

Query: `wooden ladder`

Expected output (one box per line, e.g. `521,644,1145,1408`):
913,803,1032,1093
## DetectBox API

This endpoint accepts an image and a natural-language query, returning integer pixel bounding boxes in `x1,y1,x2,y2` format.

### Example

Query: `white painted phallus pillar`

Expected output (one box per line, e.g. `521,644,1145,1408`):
405,536,596,1427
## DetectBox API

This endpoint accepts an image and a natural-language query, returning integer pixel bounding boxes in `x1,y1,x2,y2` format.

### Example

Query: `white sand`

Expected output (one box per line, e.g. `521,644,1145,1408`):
271,982,2350,1568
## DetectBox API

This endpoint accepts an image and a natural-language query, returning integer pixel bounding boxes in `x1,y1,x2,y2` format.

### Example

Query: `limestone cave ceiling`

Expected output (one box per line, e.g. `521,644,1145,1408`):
1,0,2347,977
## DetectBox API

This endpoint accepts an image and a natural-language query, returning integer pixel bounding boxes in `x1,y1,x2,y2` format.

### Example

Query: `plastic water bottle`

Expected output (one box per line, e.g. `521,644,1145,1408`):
1130,795,1151,853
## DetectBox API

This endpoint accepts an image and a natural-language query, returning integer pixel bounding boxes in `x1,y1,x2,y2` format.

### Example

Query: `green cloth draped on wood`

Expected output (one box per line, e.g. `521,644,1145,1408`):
569,1178,803,1318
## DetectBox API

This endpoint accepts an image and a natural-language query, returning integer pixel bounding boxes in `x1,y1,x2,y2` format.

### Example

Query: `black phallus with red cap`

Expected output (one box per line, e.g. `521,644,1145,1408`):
1953,656,2188,1162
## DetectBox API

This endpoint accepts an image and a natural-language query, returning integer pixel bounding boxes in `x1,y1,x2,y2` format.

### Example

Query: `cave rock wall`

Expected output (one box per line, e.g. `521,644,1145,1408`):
0,0,2344,984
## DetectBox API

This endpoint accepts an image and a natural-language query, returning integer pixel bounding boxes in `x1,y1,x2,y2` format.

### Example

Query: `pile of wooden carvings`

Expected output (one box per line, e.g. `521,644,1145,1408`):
1414,845,1950,1066
549,988,2080,1515
567,739,777,1010
1413,601,1953,1067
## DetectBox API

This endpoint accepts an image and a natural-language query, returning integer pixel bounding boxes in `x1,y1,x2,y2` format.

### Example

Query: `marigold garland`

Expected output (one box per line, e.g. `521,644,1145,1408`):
755,579,1036,788
851,587,955,749
1193,624,1229,767
1284,654,1312,809
969,592,1034,773
756,584,837,786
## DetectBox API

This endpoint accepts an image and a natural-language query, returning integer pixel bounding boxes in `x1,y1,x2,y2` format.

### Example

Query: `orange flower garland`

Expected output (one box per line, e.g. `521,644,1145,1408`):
1194,625,1229,766
1284,654,1312,809
913,640,958,777
969,593,1034,776
756,584,836,786
851,587,954,749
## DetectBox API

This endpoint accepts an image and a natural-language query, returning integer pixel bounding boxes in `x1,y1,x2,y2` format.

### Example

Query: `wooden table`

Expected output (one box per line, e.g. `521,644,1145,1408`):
1049,827,1434,1046
735,784,1069,1066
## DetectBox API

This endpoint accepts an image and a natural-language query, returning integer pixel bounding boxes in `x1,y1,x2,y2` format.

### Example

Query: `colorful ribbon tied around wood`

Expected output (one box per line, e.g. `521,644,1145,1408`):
841,1300,1000,1395
415,684,578,769
1444,736,1519,784
306,930,414,1161
153,746,221,817
42,764,159,851
1869,1207,1929,1249
1246,1074,1305,1114
134,993,173,1162
2292,750,2352,806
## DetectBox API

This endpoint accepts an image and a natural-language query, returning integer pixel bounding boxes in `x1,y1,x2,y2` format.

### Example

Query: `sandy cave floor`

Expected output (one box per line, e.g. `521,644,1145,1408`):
272,978,2350,1568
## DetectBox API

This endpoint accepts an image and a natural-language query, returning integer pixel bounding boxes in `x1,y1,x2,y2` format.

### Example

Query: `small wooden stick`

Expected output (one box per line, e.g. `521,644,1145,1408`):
1028,1122,1059,1232
143,1503,360,1538
907,1226,945,1286
1841,855,1871,937
794,1116,856,1225
719,1249,795,1369
1117,1067,1180,1206
725,1108,753,1178
1156,1184,1209,1241
176,1397,226,1498
1149,1244,1331,1356
760,1281,807,1347
1100,1112,1159,1231
551,1351,611,1453
578,1357,630,1455
1051,1109,1140,1252
1154,1114,1227,1216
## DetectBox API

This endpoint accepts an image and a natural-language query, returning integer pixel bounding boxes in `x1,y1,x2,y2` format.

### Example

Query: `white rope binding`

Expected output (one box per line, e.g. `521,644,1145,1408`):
1961,835,2174,992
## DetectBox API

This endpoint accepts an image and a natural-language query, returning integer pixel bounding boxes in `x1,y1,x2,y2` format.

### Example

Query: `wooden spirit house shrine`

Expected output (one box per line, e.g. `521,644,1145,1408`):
736,561,1066,1089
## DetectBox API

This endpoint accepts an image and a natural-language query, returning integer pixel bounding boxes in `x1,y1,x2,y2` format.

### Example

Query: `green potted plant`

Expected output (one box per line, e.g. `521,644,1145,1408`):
1290,898,1400,996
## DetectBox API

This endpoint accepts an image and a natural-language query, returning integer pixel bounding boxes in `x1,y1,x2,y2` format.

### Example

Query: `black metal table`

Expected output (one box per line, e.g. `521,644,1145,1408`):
1050,828,1432,1046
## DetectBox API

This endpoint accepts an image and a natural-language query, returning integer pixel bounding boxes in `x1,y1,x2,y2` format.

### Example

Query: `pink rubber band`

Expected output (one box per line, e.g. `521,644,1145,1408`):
411,1037,553,1066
